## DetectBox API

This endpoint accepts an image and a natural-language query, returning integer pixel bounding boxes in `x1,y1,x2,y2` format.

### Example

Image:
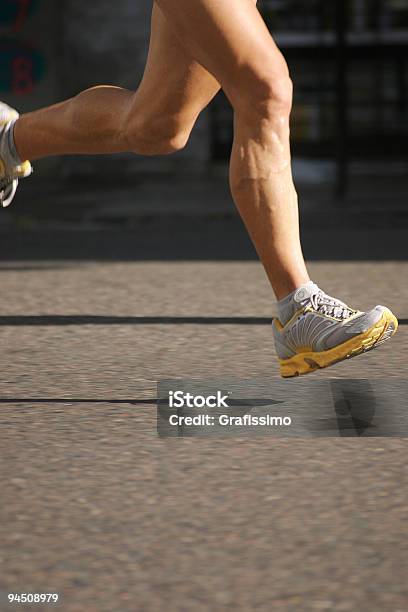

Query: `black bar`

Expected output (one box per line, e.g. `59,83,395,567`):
335,0,348,200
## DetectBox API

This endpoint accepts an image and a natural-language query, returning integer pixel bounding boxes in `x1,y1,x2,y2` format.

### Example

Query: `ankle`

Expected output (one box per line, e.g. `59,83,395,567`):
277,280,316,324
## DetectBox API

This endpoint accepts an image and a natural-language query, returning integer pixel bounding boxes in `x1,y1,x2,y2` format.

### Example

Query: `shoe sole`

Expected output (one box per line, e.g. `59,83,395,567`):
0,178,18,208
0,159,32,208
279,310,398,378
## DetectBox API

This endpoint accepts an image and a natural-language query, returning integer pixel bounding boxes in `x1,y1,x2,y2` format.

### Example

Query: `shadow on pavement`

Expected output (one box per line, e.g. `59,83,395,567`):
0,223,407,261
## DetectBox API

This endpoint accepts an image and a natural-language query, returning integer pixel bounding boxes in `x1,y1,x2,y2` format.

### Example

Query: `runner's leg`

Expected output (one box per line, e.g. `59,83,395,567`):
155,0,309,299
13,0,306,299
13,3,220,160
154,0,398,378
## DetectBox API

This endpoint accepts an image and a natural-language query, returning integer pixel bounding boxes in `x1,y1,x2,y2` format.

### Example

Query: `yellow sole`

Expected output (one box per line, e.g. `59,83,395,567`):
280,310,398,378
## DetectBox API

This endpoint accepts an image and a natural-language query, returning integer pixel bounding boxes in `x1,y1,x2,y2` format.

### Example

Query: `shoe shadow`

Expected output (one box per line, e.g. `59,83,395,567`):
330,379,377,436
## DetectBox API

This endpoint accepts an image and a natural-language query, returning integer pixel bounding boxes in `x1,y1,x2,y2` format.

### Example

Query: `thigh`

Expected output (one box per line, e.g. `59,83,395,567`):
154,0,285,104
135,3,220,123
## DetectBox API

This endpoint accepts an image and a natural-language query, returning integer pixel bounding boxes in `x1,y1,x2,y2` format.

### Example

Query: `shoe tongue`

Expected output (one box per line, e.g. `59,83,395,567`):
293,282,319,304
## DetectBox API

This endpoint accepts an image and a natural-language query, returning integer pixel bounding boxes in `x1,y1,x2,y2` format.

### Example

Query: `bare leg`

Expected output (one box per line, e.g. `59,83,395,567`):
156,0,309,299
13,4,220,161
14,87,140,159
14,0,309,300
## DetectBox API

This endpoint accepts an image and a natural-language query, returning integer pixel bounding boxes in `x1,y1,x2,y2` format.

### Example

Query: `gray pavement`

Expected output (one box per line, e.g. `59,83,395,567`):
1,239,408,611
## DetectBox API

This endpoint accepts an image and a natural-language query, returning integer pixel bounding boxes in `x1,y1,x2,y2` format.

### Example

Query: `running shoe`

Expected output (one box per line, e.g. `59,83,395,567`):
273,282,398,378
0,102,32,208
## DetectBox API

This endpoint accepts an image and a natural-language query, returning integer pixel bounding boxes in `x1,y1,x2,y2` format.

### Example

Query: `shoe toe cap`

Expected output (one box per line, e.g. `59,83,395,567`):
348,305,392,334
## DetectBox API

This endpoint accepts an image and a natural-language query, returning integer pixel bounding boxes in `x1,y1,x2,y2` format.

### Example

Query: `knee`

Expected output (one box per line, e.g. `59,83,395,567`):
261,73,293,118
121,113,191,156
235,59,293,123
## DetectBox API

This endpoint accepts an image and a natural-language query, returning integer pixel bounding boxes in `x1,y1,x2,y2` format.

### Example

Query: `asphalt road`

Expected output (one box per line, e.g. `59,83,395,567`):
1,247,407,611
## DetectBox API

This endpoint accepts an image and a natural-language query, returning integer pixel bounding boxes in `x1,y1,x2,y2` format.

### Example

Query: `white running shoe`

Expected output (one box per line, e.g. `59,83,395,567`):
273,283,398,378
0,102,32,208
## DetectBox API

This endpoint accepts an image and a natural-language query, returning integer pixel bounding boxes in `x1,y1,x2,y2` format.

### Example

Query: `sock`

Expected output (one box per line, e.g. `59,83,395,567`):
0,119,22,172
277,281,318,325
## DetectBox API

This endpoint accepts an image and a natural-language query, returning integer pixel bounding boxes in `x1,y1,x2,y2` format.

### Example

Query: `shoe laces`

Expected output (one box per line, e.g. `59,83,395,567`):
309,290,354,320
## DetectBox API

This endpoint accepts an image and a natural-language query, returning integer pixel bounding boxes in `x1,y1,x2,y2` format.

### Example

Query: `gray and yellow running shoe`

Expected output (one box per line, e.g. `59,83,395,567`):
0,102,32,208
273,283,398,378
